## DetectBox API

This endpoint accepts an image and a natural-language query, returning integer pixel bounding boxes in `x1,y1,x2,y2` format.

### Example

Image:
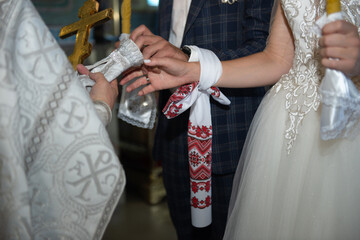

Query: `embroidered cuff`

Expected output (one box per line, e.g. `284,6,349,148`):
93,100,112,126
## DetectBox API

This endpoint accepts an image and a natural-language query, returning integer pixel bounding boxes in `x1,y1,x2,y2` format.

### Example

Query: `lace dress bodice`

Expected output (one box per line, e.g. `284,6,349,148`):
271,0,360,152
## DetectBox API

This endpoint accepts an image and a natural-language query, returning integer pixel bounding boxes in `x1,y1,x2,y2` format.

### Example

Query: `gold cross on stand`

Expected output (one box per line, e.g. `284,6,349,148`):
59,0,113,69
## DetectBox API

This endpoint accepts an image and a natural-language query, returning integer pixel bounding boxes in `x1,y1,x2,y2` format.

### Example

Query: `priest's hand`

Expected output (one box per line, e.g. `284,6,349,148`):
77,64,119,109
115,40,120,48
319,20,360,77
120,58,200,96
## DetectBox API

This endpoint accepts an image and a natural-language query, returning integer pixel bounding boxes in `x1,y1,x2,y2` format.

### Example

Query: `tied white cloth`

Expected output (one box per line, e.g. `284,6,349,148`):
0,0,125,239
163,46,230,227
314,12,360,140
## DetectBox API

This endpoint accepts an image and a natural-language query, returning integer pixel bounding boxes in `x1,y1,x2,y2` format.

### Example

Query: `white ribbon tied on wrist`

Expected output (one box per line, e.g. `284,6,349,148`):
163,46,230,228
315,12,360,140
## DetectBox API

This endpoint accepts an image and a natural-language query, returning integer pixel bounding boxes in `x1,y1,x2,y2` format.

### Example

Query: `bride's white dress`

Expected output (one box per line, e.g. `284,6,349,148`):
223,0,360,239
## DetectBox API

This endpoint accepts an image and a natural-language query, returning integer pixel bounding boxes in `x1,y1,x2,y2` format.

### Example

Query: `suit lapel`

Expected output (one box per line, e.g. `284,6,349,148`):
159,0,173,39
183,0,207,40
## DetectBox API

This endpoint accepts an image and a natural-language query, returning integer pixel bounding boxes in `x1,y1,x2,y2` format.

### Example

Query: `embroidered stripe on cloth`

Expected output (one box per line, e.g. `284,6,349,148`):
163,46,230,227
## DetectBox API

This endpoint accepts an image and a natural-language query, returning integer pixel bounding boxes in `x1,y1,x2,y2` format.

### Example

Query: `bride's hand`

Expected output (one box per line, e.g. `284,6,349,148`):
319,20,360,77
120,57,200,96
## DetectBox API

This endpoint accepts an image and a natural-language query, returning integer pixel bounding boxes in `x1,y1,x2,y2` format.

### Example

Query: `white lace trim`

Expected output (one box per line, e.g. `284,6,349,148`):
320,88,360,140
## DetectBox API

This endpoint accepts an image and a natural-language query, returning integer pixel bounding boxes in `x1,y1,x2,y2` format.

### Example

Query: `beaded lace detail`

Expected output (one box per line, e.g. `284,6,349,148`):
271,0,360,153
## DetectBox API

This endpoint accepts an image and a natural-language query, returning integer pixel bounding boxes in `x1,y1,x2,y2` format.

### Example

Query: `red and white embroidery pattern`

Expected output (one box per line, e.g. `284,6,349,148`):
188,121,212,209
163,83,230,227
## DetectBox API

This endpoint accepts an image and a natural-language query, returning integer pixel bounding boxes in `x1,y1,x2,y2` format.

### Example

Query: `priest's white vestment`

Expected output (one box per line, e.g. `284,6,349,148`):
0,0,125,239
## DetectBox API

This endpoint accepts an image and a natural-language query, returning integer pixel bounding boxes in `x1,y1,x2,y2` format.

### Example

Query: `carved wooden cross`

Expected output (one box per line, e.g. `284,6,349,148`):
59,0,113,69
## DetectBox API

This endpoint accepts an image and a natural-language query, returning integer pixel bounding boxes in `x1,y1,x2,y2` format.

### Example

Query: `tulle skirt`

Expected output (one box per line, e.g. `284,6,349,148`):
223,89,360,240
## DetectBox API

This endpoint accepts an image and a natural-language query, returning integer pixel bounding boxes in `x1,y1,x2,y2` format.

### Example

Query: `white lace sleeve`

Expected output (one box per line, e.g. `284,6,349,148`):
93,100,112,126
320,69,360,140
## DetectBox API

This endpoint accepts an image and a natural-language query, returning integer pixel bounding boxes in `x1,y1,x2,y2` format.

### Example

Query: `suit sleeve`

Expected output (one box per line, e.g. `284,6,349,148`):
212,0,273,61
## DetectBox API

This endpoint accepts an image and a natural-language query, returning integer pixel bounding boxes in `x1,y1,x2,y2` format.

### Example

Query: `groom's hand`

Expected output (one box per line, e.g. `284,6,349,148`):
119,25,192,88
130,25,189,61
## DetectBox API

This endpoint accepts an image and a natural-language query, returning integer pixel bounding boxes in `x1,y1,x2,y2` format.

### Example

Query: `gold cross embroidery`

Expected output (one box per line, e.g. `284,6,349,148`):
59,0,113,69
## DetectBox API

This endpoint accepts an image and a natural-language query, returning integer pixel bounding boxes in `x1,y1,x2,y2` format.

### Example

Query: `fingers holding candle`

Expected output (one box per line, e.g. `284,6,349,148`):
130,24,154,42
114,41,120,49
320,0,360,77
130,25,156,51
77,63,90,76
77,64,119,110
130,25,190,61
119,24,195,96
144,38,189,61
136,36,181,59
319,20,360,76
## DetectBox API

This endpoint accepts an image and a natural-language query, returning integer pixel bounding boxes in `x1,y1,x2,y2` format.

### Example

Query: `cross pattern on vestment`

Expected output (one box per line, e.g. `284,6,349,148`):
20,21,59,78
67,151,118,201
62,101,85,128
59,0,113,69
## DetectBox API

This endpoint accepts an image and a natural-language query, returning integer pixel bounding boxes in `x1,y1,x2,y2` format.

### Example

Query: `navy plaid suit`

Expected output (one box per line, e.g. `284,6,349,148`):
153,0,273,239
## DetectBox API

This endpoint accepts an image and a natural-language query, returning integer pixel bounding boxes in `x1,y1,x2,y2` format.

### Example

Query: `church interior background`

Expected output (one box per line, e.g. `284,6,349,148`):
31,0,176,239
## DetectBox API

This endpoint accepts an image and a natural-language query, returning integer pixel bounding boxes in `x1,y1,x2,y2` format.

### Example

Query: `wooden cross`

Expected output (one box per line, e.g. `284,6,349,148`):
59,0,113,69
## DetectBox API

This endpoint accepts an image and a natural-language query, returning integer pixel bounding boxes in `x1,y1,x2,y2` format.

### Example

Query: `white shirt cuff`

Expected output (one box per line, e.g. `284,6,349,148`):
93,100,112,126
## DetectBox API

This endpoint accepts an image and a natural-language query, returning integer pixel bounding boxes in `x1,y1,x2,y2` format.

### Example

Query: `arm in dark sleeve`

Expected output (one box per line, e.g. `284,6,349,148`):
213,0,274,61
